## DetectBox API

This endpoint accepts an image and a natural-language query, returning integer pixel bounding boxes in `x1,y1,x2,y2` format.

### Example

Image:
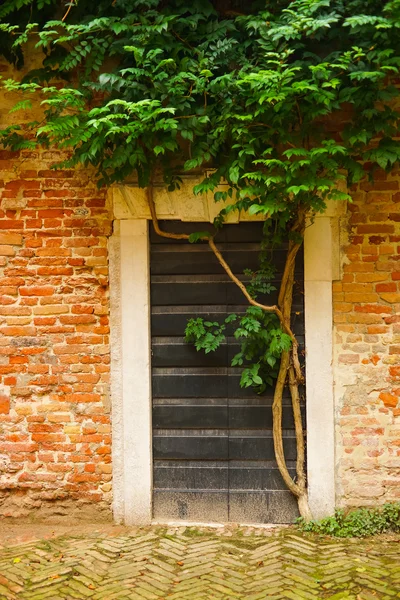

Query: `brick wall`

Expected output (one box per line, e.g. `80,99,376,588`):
334,172,400,507
0,144,113,519
1,53,400,520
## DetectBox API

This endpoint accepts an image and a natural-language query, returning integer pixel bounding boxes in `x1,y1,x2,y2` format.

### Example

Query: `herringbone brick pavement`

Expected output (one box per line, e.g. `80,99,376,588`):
0,525,398,599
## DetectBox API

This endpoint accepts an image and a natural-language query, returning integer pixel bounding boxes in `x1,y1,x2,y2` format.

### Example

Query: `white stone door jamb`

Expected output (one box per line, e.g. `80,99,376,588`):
109,187,343,524
304,206,343,519
110,219,152,525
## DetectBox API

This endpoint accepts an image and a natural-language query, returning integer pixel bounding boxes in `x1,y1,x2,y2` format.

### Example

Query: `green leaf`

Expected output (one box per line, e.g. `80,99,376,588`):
228,165,240,184
9,99,32,113
188,231,211,243
184,159,199,171
248,204,263,215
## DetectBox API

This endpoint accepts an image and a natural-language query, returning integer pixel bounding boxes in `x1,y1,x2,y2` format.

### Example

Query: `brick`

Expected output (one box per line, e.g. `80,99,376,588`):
376,283,397,292
369,235,386,244
36,267,74,276
37,209,67,218
338,354,360,364
33,305,69,315
72,305,95,315
53,344,87,355
63,393,101,403
31,433,66,443
0,245,16,256
342,283,374,293
389,366,400,378
355,273,387,282
0,326,36,336
357,224,395,234
36,248,71,257
354,304,391,314
367,325,388,334
379,244,395,254
379,292,400,303
34,317,56,326
379,392,398,408
344,293,379,302
60,315,96,325
348,313,383,324
20,286,54,297
0,395,10,414
0,220,24,229
343,263,374,273
361,181,399,191
333,302,352,313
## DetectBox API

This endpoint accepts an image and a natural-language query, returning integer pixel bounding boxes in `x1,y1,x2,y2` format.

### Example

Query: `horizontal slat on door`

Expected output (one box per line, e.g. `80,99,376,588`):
153,431,297,461
153,402,301,430
151,243,301,275
153,460,297,490
151,305,305,337
149,220,300,245
152,336,305,367
151,277,304,306
152,367,298,399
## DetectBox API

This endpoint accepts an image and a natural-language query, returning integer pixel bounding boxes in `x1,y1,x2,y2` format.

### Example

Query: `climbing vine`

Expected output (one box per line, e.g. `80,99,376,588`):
1,0,400,519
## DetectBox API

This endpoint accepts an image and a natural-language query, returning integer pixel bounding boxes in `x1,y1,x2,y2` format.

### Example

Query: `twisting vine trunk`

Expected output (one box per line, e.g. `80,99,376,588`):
147,186,312,520
272,211,311,520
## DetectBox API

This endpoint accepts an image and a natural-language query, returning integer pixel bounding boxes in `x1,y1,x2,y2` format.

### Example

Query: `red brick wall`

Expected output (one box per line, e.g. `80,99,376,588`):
0,147,113,518
335,172,400,507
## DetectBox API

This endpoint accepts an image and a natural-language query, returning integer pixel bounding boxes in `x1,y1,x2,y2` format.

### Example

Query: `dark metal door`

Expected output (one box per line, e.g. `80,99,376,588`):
151,221,304,523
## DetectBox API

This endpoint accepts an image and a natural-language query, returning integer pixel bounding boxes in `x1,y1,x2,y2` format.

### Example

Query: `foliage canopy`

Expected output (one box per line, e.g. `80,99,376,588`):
0,0,400,222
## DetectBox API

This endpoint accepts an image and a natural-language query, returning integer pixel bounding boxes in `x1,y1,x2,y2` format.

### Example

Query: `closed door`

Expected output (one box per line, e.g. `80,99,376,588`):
151,221,305,523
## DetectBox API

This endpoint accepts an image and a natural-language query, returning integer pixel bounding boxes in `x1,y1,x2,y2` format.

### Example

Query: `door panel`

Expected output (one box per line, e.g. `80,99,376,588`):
151,221,305,523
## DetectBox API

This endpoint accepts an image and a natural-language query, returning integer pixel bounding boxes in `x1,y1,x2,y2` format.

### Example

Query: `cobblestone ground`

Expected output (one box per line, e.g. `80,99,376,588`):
0,525,399,599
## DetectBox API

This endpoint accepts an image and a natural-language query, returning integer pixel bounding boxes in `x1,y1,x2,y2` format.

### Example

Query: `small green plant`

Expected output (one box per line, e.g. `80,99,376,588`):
297,503,400,538
185,306,292,393
184,250,292,394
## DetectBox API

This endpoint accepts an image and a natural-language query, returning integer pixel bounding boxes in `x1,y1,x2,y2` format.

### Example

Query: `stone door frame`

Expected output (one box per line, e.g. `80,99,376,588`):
109,182,344,525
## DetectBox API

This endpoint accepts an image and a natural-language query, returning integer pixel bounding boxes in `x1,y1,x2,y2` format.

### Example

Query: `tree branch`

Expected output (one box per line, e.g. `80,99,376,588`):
272,350,301,497
272,226,310,517
288,364,306,489
62,0,76,22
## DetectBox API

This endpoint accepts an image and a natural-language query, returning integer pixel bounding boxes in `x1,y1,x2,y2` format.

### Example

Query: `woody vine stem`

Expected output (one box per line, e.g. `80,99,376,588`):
147,186,312,520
